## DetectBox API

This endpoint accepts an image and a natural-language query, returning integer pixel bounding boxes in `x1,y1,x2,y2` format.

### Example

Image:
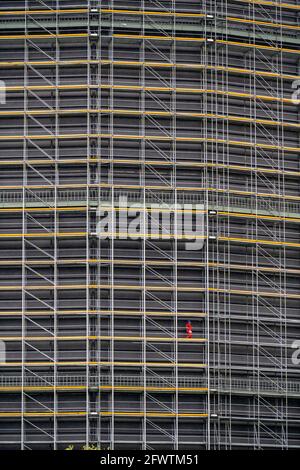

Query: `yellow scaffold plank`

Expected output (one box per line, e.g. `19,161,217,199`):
113,34,300,55
0,233,299,250
0,385,208,393
218,212,300,224
3,205,298,223
0,83,297,106
0,207,299,228
2,206,299,225
0,33,88,40
0,284,208,292
0,284,298,299
98,386,208,393
100,411,208,418
0,412,87,417
0,207,87,213
0,9,88,15
0,361,207,368
0,59,297,83
0,232,86,238
0,108,298,130
0,310,207,318
102,8,300,31
0,133,298,153
0,411,208,418
229,0,300,11
71,206,300,224
0,335,207,343
0,206,205,215
0,183,300,205
226,15,300,31
0,386,88,392
92,233,300,249
0,158,299,180
0,258,299,276
0,31,298,56
0,6,299,31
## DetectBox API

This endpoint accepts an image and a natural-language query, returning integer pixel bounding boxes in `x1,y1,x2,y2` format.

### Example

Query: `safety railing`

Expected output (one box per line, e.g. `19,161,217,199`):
0,189,300,214
0,375,299,395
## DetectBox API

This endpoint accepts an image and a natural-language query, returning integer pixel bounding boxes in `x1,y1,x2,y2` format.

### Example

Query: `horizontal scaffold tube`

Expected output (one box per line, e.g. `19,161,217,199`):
0,232,299,250
1,0,299,12
0,33,88,40
92,207,300,224
0,133,298,153
0,7,299,32
113,34,300,56
0,384,208,393
0,206,300,226
230,0,300,10
0,336,291,349
0,311,205,318
0,411,208,418
0,335,206,343
101,8,300,32
0,310,206,318
0,283,298,299
0,206,299,224
1,181,300,202
0,108,299,131
0,360,207,368
0,259,297,276
0,32,299,57
0,183,299,203
1,83,297,106
0,9,88,15
0,59,298,83
0,158,298,180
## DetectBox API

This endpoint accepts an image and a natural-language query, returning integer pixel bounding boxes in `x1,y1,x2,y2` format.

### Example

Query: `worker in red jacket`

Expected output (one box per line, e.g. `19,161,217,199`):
186,321,193,339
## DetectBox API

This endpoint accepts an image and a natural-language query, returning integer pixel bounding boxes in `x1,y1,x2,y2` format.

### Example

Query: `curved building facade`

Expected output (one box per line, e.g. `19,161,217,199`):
0,0,299,449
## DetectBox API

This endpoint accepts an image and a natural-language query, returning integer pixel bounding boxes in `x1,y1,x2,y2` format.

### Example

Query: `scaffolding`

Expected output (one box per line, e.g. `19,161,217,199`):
0,0,299,450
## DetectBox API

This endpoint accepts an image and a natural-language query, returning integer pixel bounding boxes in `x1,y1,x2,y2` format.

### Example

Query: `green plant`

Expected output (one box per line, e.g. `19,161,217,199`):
65,444,74,450
65,444,109,451
82,444,101,451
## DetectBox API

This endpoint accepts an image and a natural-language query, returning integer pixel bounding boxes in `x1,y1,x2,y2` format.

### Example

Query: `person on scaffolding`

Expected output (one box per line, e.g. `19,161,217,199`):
185,321,193,339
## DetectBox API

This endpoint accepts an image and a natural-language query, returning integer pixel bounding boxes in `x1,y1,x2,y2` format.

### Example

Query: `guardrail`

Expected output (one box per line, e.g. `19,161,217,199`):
0,375,299,395
0,189,299,215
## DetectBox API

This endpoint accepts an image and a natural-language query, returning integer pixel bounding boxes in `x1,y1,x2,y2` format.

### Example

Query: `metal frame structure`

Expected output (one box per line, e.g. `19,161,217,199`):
0,0,299,450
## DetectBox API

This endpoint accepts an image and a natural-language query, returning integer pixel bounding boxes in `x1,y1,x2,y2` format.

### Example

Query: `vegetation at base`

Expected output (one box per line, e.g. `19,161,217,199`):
65,444,108,451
